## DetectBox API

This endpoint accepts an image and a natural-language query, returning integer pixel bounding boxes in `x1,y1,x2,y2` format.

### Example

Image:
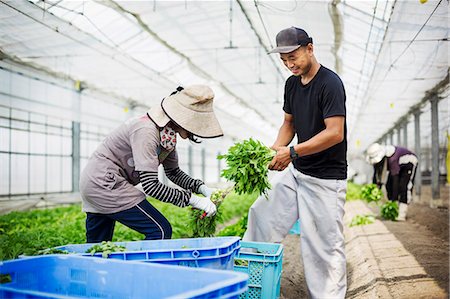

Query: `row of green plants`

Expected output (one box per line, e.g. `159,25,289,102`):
4,138,398,260
0,191,257,260
348,183,399,227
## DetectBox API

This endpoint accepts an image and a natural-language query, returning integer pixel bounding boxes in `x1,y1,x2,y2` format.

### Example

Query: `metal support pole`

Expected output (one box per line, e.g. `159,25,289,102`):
201,148,206,182
71,84,82,193
217,151,221,183
397,127,401,146
389,131,394,145
414,111,422,196
430,96,440,199
188,145,193,176
72,122,80,192
403,121,408,148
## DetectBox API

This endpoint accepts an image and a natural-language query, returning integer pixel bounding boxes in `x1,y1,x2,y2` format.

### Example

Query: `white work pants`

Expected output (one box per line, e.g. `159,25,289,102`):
243,165,347,299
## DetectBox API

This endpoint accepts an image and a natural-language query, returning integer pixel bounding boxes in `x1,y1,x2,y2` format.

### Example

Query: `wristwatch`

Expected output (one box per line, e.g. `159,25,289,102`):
289,146,299,160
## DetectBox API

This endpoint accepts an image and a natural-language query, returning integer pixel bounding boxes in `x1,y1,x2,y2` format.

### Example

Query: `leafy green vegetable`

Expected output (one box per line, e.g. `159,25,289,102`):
189,188,231,237
349,214,376,227
218,138,275,198
361,184,383,203
346,182,362,201
234,259,248,266
0,274,12,284
380,201,399,221
217,214,247,238
36,248,70,255
85,241,126,258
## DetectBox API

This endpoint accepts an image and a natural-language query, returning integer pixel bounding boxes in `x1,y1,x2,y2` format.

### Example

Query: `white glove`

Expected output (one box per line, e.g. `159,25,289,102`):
198,184,216,198
189,194,217,217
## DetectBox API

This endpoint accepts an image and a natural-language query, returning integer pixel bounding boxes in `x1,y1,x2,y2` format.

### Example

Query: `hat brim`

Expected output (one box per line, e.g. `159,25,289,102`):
268,45,301,54
367,152,384,165
147,104,170,128
162,94,223,138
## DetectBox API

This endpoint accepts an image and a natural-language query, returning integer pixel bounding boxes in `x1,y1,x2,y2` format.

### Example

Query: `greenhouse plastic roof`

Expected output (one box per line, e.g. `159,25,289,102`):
0,0,448,156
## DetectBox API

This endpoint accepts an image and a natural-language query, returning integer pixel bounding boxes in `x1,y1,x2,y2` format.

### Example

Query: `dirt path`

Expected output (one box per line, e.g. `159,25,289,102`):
279,196,449,299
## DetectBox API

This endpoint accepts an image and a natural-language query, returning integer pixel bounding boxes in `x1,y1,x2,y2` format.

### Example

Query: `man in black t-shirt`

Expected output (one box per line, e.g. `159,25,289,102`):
243,27,347,299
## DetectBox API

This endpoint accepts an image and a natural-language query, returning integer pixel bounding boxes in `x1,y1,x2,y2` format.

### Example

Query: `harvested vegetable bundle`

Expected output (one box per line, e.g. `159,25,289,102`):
36,248,70,255
85,241,126,258
361,184,383,203
218,138,275,198
380,201,399,221
189,188,231,237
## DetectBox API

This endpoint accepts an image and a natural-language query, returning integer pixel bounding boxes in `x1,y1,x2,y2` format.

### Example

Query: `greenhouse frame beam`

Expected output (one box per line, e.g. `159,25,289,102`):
376,72,449,149
101,0,278,129
72,121,80,193
402,121,407,148
236,0,286,80
414,110,422,195
430,96,440,200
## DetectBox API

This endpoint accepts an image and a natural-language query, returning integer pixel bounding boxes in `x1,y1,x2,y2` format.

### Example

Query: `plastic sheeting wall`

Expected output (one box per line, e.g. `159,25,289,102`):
0,62,225,198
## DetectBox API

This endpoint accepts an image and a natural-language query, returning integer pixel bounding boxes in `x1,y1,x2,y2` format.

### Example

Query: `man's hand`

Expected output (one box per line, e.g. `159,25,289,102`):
189,194,217,217
269,146,291,171
198,184,216,198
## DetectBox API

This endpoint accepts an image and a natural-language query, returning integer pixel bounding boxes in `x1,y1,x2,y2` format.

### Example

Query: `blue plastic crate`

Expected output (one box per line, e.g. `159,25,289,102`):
53,237,240,270
289,220,301,235
234,241,283,299
0,255,248,299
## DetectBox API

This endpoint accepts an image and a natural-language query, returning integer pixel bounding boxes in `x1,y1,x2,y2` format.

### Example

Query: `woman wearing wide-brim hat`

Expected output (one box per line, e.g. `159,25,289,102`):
80,85,223,242
366,142,418,221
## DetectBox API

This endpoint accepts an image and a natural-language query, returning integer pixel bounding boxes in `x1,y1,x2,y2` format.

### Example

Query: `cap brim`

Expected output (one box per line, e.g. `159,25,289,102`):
268,45,301,54
162,94,223,138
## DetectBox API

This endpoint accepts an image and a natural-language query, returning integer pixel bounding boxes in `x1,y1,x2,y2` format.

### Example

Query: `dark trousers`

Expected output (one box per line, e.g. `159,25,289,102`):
386,162,417,204
86,199,172,243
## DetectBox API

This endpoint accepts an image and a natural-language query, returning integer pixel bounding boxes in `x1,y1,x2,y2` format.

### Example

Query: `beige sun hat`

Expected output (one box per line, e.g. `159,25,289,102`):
366,143,386,164
147,85,223,138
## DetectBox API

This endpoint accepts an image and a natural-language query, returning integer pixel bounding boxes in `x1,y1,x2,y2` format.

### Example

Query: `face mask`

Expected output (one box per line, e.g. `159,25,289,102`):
160,125,177,151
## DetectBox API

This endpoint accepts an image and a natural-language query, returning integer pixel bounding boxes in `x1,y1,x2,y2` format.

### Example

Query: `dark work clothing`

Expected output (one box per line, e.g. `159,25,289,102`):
283,65,347,179
86,199,172,243
373,146,418,204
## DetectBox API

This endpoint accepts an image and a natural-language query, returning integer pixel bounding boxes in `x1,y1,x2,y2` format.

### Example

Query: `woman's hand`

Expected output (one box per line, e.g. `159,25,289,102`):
189,194,217,217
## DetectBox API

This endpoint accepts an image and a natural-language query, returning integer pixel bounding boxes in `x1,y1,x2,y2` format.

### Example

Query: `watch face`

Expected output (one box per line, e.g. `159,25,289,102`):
290,146,296,159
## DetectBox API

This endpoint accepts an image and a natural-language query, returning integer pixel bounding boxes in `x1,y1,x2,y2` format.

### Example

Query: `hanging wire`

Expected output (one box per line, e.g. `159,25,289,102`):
253,0,274,49
354,0,379,100
369,0,445,97
388,0,444,69
225,0,236,49
256,0,299,13
38,1,120,48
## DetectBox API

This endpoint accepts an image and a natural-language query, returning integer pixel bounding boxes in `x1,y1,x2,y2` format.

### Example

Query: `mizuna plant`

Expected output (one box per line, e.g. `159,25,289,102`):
218,138,275,198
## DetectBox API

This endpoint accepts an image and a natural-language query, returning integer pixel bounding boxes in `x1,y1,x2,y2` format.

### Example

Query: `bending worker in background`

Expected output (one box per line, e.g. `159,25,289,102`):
80,85,222,243
366,142,418,221
244,27,348,299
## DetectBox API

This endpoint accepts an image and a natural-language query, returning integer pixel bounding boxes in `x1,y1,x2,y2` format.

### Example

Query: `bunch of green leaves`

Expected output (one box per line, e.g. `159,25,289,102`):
349,214,376,227
189,189,231,237
217,214,248,238
346,182,363,201
218,138,275,197
36,248,70,255
361,184,383,203
380,201,399,221
85,241,126,258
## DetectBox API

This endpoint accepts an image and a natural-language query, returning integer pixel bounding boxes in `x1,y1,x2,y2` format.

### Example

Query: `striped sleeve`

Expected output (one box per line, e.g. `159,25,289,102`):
164,167,204,194
139,171,191,207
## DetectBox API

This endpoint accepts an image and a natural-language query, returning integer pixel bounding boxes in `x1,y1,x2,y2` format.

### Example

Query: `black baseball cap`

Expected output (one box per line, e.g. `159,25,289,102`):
269,27,313,54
